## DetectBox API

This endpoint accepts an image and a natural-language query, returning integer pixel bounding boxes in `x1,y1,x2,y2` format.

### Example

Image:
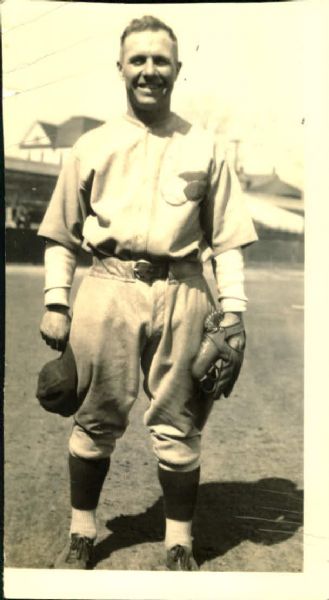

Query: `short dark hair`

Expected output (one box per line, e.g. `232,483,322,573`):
120,15,178,46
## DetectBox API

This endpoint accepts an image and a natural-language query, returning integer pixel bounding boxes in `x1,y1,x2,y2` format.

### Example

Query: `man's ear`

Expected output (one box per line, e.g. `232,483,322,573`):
117,61,123,78
176,61,182,79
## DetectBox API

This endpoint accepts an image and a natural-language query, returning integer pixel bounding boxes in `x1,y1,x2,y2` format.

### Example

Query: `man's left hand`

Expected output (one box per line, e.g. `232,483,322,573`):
216,329,246,397
191,310,246,399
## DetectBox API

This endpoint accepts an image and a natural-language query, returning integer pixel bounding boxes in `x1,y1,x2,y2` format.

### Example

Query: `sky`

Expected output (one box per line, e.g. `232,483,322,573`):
2,0,306,187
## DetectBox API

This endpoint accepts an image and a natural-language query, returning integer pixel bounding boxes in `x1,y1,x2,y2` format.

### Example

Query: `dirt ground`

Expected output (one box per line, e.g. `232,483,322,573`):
4,263,304,572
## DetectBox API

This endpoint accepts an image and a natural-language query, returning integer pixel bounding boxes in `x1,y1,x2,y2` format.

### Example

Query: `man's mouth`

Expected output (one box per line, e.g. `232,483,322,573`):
136,82,163,91
138,85,160,90
132,80,168,100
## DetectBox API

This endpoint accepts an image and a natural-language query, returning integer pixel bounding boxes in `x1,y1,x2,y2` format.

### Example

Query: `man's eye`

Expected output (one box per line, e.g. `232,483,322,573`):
130,57,145,66
154,57,170,66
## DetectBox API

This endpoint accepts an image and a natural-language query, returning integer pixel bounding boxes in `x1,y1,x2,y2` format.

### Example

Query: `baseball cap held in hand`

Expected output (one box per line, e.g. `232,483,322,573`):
36,343,81,417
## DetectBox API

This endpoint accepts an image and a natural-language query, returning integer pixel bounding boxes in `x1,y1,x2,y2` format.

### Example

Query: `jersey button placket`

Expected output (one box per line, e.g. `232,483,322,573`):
133,128,151,255
144,132,168,257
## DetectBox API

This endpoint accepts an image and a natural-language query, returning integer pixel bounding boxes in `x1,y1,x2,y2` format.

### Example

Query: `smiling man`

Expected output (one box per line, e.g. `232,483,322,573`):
38,15,257,571
118,25,181,120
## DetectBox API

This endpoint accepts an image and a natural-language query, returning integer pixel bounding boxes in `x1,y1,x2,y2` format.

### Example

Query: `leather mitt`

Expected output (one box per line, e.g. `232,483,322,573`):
191,310,245,400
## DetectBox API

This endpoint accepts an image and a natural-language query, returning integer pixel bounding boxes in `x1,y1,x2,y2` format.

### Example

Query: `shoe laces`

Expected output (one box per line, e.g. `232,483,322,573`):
67,534,93,563
169,544,191,568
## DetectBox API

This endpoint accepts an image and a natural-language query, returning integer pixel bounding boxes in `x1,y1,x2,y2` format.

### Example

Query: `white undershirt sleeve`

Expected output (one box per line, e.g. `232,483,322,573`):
214,247,248,312
44,241,78,307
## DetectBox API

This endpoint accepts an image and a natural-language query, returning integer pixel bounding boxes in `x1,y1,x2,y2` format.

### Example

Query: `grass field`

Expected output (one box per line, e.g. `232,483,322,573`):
4,263,304,572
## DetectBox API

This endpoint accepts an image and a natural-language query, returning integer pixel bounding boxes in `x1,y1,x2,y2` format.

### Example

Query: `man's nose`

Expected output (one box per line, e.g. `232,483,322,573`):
143,58,157,76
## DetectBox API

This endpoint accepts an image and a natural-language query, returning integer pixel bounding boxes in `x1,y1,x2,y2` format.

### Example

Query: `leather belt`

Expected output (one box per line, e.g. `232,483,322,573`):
91,254,202,283
132,259,169,282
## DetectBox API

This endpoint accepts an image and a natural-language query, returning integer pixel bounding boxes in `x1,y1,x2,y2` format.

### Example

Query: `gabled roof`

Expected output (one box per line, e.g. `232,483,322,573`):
251,177,302,198
20,116,105,150
55,116,104,148
38,121,58,144
19,121,58,149
238,171,302,198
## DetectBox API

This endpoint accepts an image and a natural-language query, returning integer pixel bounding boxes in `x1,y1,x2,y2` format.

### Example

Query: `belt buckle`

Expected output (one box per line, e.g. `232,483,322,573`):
133,260,156,282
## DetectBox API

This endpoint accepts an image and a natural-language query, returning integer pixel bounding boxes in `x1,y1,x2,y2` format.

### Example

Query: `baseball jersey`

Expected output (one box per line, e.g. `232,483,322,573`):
38,112,257,261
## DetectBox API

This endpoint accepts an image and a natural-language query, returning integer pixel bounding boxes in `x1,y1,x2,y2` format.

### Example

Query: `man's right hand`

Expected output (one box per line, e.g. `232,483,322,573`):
40,305,71,351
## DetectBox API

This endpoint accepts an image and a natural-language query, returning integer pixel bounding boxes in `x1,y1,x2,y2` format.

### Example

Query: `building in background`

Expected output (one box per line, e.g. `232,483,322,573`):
5,116,104,229
225,138,304,239
17,116,104,166
5,157,59,229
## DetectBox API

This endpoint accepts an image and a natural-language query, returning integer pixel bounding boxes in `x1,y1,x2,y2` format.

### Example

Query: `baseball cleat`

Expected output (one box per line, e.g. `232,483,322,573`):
166,544,199,571
53,533,94,569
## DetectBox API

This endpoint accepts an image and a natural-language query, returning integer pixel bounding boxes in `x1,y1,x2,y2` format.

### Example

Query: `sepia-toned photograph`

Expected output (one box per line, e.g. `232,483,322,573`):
3,1,327,598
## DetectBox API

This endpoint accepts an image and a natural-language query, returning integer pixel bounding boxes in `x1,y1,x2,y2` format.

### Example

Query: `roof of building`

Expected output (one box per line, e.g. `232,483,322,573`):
38,121,58,144
20,116,105,150
238,171,302,198
244,192,304,235
5,156,60,177
55,116,104,148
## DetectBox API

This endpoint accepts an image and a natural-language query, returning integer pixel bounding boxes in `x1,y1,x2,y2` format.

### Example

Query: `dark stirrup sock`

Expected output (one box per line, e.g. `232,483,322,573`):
69,454,110,510
158,465,200,521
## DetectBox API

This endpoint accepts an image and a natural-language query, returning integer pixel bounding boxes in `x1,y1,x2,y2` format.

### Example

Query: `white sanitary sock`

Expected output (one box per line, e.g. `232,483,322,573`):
70,508,97,540
165,518,192,550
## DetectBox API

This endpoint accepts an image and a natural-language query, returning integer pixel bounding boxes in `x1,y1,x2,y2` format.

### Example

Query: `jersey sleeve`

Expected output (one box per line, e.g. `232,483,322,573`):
38,149,92,252
200,142,258,255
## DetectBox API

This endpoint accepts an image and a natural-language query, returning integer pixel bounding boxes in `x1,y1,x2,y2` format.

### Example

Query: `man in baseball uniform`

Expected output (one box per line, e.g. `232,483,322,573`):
39,15,258,570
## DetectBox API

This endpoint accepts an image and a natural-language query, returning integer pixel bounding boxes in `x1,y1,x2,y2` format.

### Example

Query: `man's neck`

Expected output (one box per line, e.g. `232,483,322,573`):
126,103,172,127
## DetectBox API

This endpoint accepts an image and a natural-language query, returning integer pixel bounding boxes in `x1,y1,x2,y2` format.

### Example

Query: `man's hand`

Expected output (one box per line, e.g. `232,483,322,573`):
40,305,71,351
216,329,246,394
192,310,246,399
222,312,246,353
212,312,246,397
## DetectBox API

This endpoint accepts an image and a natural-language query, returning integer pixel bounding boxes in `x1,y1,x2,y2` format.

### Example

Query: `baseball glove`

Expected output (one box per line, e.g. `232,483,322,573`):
191,310,245,400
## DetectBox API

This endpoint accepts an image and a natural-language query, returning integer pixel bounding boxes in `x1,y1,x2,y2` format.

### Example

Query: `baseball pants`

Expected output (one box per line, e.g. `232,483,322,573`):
69,256,214,472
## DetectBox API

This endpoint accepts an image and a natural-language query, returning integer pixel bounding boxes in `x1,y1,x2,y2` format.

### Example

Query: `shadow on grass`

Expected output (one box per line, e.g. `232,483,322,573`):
93,477,303,568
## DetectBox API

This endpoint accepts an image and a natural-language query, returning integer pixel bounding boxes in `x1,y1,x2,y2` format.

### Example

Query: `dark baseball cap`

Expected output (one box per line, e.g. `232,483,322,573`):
36,343,81,417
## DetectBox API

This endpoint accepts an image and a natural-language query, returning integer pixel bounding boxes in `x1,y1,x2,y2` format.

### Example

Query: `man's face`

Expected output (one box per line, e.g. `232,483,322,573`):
118,30,181,114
